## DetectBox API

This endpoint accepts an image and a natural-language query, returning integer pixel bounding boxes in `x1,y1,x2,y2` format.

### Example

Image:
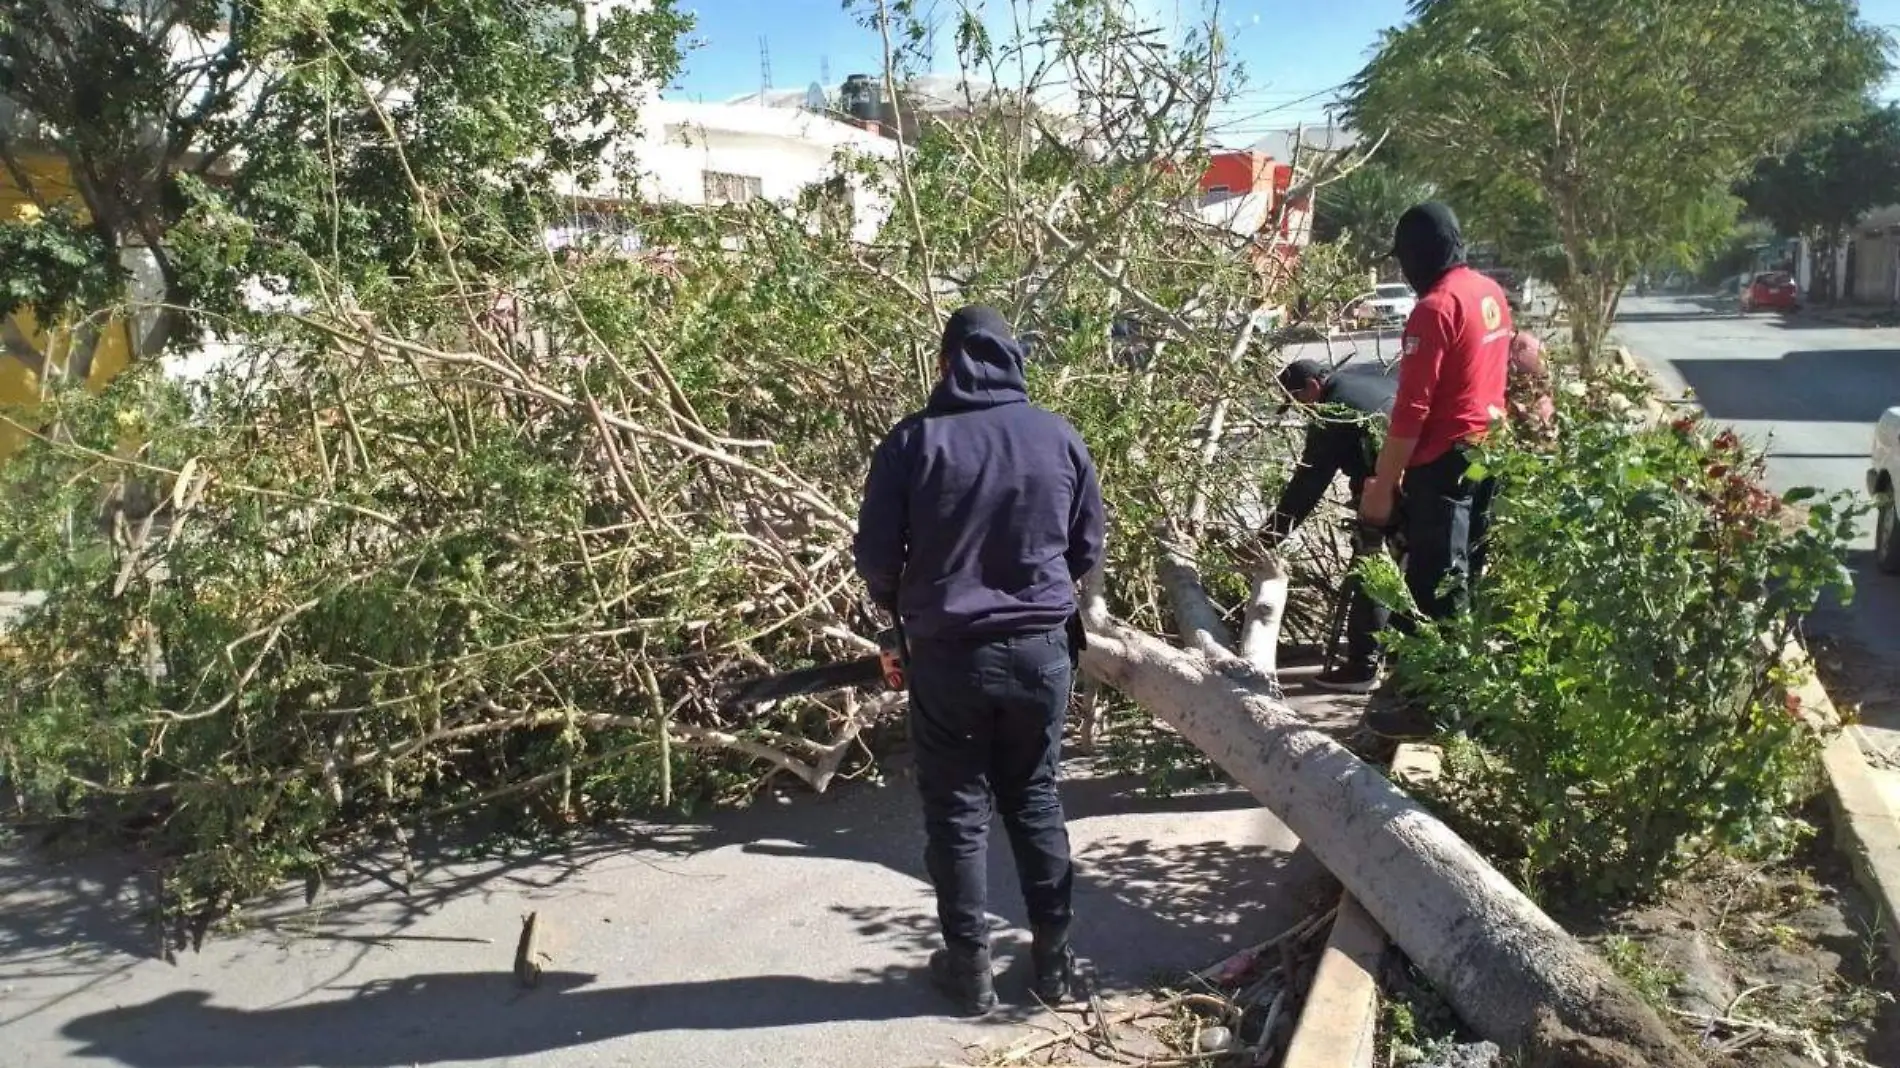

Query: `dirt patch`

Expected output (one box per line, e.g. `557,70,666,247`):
1375,800,1897,1067
1577,805,1897,1066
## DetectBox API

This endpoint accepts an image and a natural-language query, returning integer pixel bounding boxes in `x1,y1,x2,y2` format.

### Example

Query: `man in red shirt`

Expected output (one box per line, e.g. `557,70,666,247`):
1358,202,1512,737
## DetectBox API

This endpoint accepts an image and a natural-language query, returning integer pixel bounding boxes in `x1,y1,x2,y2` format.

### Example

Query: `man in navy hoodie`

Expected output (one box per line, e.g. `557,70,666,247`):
854,305,1106,1017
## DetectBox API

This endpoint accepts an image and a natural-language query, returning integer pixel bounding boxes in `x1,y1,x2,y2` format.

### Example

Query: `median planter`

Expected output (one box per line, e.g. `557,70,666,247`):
1611,342,1900,971
1080,622,1696,1068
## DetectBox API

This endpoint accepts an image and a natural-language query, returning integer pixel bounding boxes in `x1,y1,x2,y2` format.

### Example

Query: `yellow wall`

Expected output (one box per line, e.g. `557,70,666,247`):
1,153,138,462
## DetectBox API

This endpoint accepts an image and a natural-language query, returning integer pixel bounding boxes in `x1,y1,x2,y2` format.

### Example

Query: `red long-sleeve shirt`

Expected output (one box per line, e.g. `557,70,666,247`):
1391,265,1513,467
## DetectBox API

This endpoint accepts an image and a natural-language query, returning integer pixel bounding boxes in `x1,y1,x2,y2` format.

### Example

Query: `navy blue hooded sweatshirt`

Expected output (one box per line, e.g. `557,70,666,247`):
853,305,1107,641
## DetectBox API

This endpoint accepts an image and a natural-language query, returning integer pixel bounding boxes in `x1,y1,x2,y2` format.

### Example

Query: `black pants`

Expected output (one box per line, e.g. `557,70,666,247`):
1396,445,1495,628
907,627,1075,951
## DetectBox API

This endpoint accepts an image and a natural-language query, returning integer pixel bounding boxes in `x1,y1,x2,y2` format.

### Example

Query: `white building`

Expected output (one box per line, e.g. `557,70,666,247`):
1847,205,1900,305
604,99,898,245
1791,205,1900,305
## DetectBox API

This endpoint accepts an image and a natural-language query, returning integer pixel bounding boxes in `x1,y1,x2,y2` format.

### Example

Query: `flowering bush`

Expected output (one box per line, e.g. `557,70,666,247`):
1371,378,1861,902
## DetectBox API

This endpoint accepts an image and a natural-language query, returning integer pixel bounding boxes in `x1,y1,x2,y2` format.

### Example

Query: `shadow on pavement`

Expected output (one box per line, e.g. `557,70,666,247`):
0,847,158,970
8,759,1333,1062
56,968,934,1068
1669,349,1900,424
700,767,1328,988
1808,549,1900,705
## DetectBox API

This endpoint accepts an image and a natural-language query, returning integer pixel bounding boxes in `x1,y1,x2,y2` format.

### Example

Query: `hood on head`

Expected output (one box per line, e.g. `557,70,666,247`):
930,304,1030,412
1391,201,1466,294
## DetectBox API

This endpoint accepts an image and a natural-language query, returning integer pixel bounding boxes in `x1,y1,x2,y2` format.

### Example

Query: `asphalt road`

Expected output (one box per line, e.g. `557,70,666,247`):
1614,294,1900,697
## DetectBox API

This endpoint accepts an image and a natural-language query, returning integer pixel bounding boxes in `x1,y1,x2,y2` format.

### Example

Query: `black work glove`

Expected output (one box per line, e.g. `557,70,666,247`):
1065,611,1088,657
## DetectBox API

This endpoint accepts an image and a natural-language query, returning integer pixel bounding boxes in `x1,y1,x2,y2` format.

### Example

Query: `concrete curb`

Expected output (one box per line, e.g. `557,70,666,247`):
1785,650,1900,972
1822,729,1900,971
1281,744,1440,1068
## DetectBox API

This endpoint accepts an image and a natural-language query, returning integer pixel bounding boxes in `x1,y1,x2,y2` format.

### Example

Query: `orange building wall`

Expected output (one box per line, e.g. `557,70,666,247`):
1199,151,1277,195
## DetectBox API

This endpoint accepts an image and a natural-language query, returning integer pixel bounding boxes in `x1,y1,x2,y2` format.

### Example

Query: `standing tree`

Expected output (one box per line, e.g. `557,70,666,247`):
1741,103,1900,303
1343,0,1889,362
1311,159,1435,268
0,0,690,383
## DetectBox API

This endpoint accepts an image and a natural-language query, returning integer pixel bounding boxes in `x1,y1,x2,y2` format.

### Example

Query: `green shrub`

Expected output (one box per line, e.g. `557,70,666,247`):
1369,376,1860,903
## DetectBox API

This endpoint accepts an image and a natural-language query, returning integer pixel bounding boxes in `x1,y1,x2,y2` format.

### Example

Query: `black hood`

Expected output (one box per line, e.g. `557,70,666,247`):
928,305,1030,412
1391,201,1466,294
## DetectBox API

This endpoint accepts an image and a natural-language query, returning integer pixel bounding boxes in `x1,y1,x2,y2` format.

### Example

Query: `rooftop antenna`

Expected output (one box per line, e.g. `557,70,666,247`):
923,2,940,69
759,36,773,100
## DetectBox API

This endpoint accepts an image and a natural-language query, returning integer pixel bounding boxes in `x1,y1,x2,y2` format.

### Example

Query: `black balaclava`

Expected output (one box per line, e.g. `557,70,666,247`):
1391,201,1467,295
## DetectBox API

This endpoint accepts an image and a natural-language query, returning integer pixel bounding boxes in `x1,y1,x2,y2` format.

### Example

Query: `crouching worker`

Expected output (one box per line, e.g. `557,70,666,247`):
1257,358,1399,693
852,305,1107,1016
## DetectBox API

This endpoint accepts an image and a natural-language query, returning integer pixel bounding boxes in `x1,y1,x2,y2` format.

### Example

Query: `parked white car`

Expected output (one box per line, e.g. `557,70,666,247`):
1871,406,1900,573
1348,283,1417,329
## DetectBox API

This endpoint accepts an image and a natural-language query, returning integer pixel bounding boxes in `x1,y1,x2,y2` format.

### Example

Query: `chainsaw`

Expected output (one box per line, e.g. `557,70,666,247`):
717,625,909,712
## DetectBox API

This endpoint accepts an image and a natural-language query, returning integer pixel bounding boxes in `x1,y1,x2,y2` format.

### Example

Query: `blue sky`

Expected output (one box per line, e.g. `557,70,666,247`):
668,0,1900,146
666,0,1414,144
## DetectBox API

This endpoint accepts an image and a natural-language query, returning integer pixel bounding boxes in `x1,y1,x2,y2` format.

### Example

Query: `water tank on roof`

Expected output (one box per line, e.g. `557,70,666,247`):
840,74,881,121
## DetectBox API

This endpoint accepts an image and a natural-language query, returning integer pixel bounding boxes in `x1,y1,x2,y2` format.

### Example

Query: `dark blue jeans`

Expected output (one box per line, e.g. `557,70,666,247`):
907,627,1075,951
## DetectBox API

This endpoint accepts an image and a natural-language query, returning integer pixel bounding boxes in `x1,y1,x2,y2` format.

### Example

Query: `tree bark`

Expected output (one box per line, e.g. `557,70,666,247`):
1078,620,1696,1068
1560,271,1622,370
1236,554,1287,674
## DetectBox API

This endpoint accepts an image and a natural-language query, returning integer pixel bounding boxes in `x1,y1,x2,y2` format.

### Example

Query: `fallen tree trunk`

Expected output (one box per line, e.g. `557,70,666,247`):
1079,619,1695,1068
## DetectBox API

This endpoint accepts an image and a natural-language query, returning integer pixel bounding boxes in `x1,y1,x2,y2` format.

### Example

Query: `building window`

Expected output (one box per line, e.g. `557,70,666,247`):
703,171,763,206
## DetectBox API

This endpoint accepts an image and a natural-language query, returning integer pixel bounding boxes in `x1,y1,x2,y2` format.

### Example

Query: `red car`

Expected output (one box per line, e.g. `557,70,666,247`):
1740,271,1800,313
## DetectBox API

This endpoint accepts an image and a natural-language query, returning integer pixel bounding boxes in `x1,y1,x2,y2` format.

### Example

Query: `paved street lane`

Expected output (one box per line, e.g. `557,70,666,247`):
1615,295,1900,740
1617,295,1895,536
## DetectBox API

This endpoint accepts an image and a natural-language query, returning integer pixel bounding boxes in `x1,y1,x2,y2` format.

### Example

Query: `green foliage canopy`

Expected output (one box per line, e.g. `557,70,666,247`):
0,0,690,371
1345,0,1889,358
1742,103,1900,242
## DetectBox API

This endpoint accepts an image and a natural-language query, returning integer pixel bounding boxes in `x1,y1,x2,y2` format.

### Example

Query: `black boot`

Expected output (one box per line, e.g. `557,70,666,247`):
1314,659,1381,694
929,942,997,1016
1030,923,1078,1005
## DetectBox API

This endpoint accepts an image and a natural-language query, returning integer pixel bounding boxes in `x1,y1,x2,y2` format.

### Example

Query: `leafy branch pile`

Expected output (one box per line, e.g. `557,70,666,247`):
0,1,1373,934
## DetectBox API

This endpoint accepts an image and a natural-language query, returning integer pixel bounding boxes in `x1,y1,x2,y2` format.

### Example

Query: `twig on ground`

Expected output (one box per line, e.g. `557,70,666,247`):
1189,905,1337,986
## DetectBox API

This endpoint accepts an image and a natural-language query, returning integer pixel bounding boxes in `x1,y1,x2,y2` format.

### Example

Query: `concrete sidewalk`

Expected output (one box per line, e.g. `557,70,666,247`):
0,745,1341,1068
1786,302,1900,328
